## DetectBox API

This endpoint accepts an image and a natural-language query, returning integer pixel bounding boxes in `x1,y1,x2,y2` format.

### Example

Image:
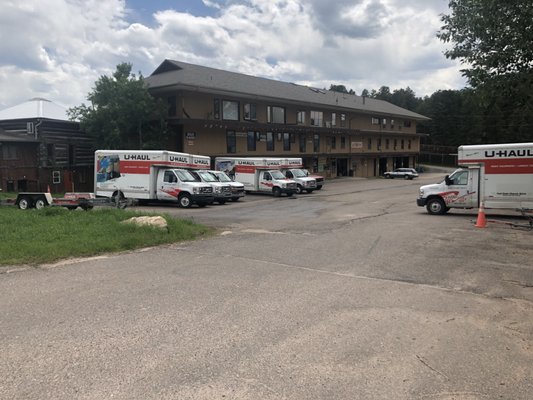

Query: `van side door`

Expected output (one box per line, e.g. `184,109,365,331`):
445,168,478,208
259,171,273,192
158,170,180,200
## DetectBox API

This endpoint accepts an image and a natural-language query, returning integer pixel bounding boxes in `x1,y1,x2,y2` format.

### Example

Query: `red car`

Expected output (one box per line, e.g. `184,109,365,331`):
302,169,324,190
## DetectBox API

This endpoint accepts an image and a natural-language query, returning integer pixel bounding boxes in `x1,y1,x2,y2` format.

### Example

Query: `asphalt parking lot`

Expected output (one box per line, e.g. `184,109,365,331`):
1,172,533,399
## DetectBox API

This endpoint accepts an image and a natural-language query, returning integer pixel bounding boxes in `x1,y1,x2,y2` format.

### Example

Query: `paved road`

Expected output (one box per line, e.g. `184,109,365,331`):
2,173,533,399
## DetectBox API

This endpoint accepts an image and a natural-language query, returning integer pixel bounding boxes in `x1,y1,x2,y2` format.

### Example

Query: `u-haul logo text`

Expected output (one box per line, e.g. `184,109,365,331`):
124,154,150,160
485,149,533,158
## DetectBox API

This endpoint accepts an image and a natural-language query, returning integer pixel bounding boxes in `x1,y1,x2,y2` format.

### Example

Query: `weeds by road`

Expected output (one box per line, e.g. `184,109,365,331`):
0,207,212,266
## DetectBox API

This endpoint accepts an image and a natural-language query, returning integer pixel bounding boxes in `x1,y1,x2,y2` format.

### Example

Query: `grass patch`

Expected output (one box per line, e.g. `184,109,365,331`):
0,207,213,266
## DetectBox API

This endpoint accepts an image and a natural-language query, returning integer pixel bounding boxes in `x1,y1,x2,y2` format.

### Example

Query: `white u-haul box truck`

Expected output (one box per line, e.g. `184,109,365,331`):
94,150,215,208
417,142,533,215
279,158,317,194
214,157,298,197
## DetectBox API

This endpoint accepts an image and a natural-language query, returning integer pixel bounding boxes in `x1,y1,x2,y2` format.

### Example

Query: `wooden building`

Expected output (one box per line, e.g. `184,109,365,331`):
0,98,94,193
145,60,429,178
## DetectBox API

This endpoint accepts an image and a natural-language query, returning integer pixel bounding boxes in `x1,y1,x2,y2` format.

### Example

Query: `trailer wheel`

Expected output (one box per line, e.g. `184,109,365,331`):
296,185,303,194
34,198,47,209
273,187,281,197
426,198,447,215
18,196,32,210
178,193,192,208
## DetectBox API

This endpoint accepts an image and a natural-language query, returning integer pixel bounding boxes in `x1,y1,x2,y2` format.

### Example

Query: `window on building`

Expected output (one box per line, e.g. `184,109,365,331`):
404,120,412,128
331,136,336,149
408,139,412,149
385,139,390,149
299,134,306,152
394,139,397,150
168,96,177,117
313,134,320,152
283,133,291,151
266,132,275,151
244,103,257,121
367,138,372,150
247,131,256,151
340,136,346,149
267,106,285,124
331,113,337,127
222,100,239,121
401,139,405,149
214,99,220,119
310,111,323,127
382,118,387,127
371,117,380,125
390,119,395,129
1,144,17,160
377,138,382,150
47,144,55,164
340,113,346,127
226,130,236,153
297,111,306,125
68,145,75,166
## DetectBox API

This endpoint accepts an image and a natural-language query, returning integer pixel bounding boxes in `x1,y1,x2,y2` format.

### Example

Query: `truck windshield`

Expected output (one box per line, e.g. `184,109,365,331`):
270,170,286,179
197,171,217,182
291,169,306,177
213,172,231,182
174,170,197,182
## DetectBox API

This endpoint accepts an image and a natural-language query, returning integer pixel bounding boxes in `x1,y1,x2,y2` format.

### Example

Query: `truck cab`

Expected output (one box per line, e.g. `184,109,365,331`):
417,167,479,214
282,168,317,194
157,169,214,208
258,170,297,197
207,170,245,202
189,170,232,204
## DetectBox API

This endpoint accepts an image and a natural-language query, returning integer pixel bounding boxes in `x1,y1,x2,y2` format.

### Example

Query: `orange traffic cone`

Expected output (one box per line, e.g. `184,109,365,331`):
475,202,487,228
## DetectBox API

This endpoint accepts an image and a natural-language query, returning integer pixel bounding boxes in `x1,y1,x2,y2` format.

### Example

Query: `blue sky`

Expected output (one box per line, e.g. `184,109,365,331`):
0,0,466,111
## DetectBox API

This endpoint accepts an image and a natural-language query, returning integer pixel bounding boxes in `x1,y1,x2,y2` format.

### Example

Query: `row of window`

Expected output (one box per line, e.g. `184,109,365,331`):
371,117,411,129
212,98,411,129
226,131,412,154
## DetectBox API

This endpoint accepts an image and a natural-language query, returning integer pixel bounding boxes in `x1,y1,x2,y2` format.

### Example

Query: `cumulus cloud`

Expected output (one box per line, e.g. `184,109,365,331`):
0,0,466,111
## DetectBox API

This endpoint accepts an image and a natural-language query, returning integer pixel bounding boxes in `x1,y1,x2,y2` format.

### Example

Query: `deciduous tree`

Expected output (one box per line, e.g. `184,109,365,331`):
69,63,168,149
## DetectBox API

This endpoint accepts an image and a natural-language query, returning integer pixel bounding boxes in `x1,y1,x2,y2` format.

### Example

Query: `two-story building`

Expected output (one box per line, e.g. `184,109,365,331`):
145,59,429,178
0,98,94,193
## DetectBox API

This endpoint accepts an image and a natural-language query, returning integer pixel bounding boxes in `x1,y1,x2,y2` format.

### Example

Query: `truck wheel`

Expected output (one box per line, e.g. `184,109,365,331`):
404,175,410,180
426,198,447,215
286,191,294,197
231,197,240,202
217,199,226,205
178,193,192,208
111,191,124,205
34,198,47,209
18,196,32,210
296,185,303,194
306,189,314,194
316,185,322,190
273,187,281,197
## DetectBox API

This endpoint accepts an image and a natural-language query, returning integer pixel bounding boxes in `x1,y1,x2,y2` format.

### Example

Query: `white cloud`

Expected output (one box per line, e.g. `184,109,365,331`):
0,0,466,112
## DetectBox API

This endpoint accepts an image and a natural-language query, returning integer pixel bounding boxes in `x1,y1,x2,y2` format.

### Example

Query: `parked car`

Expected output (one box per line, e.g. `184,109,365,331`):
302,169,325,190
383,168,419,180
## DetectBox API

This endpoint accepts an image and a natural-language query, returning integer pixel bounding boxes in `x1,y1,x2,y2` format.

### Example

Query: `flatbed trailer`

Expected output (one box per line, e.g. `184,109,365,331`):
0,192,128,210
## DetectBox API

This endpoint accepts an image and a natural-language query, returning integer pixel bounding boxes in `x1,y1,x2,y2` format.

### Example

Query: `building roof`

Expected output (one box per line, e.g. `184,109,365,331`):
146,59,429,121
0,98,69,121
